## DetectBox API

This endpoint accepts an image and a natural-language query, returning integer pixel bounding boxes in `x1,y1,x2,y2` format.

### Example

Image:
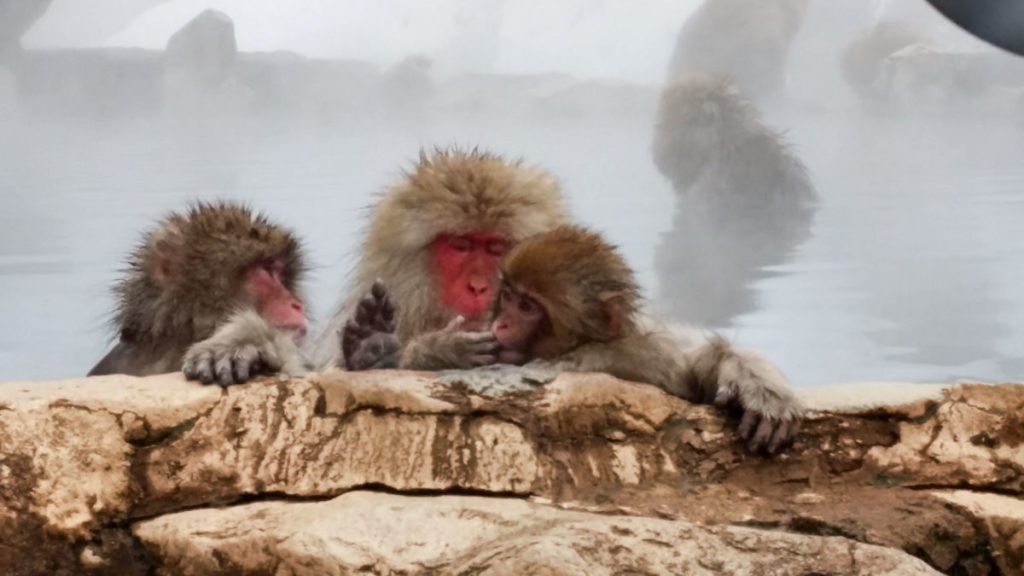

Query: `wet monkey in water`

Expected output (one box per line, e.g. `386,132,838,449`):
89,201,309,384
183,147,570,376
355,226,803,454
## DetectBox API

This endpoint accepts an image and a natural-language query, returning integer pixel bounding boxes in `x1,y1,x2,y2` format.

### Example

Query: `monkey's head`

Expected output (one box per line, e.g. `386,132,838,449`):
116,201,308,345
360,146,569,337
652,74,759,189
491,226,640,361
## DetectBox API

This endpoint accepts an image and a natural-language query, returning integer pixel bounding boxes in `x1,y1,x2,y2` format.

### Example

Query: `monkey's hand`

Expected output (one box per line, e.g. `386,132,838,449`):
712,359,803,455
399,316,500,371
341,280,401,370
183,310,308,386
687,336,803,455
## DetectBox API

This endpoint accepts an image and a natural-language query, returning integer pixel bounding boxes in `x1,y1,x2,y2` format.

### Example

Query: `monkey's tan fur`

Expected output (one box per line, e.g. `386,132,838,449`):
92,201,305,376
313,146,570,367
652,74,814,208
503,226,804,449
502,226,640,351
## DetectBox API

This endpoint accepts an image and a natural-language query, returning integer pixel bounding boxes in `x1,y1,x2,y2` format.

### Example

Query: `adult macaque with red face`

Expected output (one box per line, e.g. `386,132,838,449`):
89,202,309,384
324,147,569,371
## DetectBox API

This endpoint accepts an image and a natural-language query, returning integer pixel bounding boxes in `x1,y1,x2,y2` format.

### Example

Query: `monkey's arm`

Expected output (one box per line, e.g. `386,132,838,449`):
676,332,803,454
399,317,500,371
530,327,802,454
183,309,309,386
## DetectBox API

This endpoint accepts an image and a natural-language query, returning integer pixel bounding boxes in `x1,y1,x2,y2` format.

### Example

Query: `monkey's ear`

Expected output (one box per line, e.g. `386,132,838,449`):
599,292,626,338
146,233,185,289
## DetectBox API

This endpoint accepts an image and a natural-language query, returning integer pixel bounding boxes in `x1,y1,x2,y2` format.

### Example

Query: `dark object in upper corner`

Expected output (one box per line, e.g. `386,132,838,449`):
925,0,1024,57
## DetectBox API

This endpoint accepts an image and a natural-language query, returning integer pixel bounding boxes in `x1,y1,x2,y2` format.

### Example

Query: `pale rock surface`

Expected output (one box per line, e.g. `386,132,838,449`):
1,370,1022,575
162,9,247,113
134,491,942,576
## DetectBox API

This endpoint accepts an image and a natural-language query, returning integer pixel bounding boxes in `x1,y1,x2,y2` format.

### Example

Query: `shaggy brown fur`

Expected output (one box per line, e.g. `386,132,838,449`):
312,146,570,367
89,201,305,376
498,225,803,454
501,226,640,352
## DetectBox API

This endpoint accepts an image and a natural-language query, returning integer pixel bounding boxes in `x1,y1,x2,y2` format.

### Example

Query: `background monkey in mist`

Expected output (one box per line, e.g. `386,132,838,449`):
184,147,570,378
667,0,810,102
89,201,309,384
350,226,803,454
651,74,818,328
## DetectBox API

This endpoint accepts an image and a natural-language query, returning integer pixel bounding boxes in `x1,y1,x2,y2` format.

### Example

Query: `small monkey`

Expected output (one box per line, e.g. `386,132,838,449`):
89,201,309,384
494,226,802,454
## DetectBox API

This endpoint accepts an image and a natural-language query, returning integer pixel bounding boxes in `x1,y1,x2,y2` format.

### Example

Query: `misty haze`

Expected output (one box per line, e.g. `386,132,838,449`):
1,0,1023,386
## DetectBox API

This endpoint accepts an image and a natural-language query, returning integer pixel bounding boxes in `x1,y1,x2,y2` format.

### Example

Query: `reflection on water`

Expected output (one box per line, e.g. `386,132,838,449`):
0,102,1022,385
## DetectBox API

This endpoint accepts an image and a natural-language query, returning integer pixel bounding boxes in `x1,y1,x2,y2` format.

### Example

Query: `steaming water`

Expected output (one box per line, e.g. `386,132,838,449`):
2,101,1022,386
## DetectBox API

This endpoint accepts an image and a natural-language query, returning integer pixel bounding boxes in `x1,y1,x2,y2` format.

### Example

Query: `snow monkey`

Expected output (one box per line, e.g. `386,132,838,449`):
326,146,570,371
89,201,309,384
182,146,570,378
667,0,810,101
352,226,803,454
651,74,818,327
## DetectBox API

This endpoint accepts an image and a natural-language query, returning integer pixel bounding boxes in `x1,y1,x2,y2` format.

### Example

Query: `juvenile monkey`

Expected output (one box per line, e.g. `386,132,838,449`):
89,201,309,384
355,226,802,454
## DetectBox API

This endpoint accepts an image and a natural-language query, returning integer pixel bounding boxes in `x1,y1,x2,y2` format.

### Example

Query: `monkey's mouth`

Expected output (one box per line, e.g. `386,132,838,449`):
497,348,527,366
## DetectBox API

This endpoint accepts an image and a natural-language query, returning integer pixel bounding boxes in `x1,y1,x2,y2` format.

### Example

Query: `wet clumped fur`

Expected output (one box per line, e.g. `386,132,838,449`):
91,201,304,376
502,226,640,346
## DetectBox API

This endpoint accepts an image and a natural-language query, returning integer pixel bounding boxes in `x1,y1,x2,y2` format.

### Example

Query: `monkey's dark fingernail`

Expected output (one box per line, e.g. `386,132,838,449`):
750,418,775,453
767,420,792,454
371,281,387,300
737,410,758,439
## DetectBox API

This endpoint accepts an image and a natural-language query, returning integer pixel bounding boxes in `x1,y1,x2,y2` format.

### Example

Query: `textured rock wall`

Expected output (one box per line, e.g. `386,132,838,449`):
0,369,1021,575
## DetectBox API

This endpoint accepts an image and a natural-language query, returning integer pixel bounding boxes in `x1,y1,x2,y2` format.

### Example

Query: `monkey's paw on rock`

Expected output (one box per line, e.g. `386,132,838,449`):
1,371,1022,575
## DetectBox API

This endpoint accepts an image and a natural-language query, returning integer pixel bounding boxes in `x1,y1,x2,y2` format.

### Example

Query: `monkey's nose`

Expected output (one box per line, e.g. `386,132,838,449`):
467,282,489,296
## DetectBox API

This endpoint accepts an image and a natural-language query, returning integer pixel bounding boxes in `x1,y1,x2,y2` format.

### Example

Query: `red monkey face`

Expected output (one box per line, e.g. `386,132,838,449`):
246,258,308,339
432,232,509,321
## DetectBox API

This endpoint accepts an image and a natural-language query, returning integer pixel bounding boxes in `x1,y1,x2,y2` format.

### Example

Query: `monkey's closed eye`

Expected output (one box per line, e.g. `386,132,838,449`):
519,297,538,314
447,237,472,253
486,240,508,257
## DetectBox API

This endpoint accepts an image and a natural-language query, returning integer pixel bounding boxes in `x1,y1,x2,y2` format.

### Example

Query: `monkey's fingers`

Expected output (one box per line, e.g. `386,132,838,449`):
214,354,238,387
443,316,467,332
469,353,499,366
231,344,260,384
746,414,778,454
342,319,372,361
355,295,378,325
737,408,759,440
713,385,742,411
370,279,389,302
183,351,217,386
766,419,800,455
